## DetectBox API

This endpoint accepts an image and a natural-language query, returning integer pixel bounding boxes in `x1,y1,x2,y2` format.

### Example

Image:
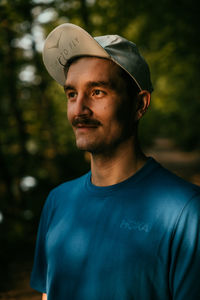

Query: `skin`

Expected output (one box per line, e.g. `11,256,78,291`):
65,57,150,186
42,56,150,298
65,58,136,153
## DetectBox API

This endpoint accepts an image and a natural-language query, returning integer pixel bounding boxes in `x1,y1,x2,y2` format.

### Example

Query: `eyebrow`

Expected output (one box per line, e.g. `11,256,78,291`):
87,81,113,89
64,80,114,92
63,84,74,92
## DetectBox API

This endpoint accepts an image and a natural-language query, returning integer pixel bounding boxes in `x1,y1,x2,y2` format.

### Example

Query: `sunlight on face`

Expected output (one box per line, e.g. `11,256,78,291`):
65,57,137,154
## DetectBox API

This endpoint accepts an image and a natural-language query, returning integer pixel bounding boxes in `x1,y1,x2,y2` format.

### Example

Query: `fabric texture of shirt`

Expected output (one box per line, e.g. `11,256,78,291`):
30,158,200,299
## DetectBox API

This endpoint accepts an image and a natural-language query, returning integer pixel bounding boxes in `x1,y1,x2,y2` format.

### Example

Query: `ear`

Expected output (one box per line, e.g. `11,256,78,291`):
135,90,151,121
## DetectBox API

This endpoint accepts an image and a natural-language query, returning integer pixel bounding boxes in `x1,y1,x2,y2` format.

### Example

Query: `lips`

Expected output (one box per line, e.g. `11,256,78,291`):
76,124,98,128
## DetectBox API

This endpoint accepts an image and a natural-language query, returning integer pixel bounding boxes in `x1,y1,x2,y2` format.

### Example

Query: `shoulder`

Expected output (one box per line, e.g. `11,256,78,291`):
52,172,90,194
44,172,90,206
142,159,200,229
39,172,90,225
147,159,200,203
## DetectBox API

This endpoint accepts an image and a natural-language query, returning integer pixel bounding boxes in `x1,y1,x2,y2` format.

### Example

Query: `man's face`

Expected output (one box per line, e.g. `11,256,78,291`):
65,57,137,154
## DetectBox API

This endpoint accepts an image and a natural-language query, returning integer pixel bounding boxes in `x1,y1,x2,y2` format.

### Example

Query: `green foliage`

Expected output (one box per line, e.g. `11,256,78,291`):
0,0,200,251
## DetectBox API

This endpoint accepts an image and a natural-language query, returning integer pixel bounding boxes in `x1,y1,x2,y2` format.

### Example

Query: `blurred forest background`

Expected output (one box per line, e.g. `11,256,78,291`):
0,0,200,297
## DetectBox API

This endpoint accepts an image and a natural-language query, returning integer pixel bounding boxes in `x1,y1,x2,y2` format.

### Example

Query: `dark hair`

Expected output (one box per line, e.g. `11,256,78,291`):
64,55,92,78
117,66,140,102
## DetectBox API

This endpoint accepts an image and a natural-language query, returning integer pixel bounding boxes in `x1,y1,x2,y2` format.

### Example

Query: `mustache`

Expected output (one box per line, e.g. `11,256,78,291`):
72,117,102,127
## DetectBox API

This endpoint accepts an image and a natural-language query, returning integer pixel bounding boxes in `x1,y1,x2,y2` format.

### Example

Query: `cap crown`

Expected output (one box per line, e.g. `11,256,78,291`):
95,35,153,92
42,23,153,92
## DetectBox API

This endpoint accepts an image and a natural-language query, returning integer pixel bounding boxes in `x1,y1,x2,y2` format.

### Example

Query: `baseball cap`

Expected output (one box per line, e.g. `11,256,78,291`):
43,23,153,93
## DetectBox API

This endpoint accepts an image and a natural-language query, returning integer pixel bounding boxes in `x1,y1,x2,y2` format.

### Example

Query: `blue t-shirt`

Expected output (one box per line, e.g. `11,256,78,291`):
30,158,200,299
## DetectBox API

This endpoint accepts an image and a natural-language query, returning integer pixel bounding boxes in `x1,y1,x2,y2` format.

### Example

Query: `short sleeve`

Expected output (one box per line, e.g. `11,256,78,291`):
30,190,55,293
170,193,200,299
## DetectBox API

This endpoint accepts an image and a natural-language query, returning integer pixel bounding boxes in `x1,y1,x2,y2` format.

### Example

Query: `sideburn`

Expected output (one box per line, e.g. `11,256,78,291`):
112,64,140,142
115,92,138,142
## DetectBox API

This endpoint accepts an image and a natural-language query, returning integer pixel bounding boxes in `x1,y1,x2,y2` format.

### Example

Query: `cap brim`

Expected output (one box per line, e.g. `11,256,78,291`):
43,23,109,86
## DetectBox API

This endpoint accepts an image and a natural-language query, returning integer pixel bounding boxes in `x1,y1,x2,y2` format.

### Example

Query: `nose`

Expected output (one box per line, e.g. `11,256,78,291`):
73,93,92,117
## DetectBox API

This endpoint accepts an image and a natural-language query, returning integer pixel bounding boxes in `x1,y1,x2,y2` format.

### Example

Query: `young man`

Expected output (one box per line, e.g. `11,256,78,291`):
31,24,200,300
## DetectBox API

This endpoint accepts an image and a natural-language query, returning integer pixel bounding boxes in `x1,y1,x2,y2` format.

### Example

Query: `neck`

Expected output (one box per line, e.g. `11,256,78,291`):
90,137,148,187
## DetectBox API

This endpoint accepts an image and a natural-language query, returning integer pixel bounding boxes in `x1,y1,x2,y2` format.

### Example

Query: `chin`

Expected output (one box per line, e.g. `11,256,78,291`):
76,141,95,152
75,134,96,148
76,140,103,153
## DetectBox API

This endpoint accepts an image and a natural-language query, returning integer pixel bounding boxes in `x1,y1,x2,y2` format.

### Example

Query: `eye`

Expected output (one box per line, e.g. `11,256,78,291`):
92,89,105,97
94,90,101,95
66,91,77,100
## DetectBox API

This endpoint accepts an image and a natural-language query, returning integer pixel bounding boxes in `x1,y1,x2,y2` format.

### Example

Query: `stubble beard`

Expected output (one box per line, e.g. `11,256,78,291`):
75,125,136,157
73,97,137,155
